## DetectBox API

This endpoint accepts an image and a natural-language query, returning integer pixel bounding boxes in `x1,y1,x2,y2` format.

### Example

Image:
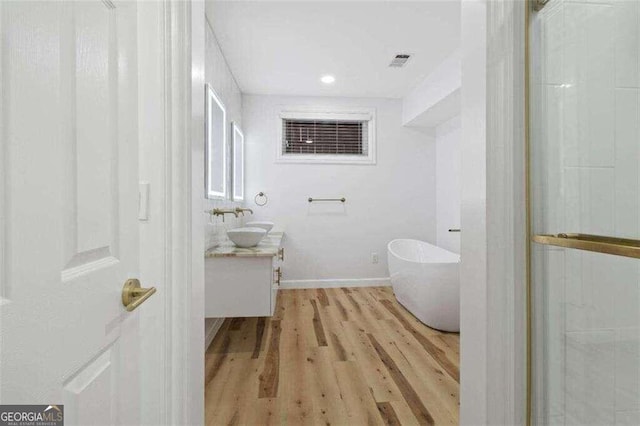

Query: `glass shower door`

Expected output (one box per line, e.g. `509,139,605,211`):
529,0,640,424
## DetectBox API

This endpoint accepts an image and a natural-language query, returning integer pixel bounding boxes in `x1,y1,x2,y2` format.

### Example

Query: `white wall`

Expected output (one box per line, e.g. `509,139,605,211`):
243,94,436,284
435,115,461,253
203,16,244,341
203,16,244,248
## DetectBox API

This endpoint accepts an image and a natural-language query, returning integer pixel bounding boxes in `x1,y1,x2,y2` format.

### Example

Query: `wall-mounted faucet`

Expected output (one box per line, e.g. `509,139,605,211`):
208,208,239,222
235,207,254,216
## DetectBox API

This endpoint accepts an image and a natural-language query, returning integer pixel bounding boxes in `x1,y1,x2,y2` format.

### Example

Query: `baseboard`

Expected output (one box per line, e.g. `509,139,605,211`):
204,317,225,351
279,277,391,289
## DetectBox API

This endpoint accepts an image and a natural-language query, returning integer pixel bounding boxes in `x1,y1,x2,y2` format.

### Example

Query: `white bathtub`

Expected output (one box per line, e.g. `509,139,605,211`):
387,239,460,332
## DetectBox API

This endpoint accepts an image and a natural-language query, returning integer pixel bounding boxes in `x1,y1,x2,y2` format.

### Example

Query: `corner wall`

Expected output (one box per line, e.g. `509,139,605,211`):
436,115,461,253
203,16,244,248
203,15,244,342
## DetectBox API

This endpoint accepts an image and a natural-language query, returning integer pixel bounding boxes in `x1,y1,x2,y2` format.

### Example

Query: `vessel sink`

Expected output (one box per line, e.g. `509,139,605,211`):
245,221,274,233
227,227,267,248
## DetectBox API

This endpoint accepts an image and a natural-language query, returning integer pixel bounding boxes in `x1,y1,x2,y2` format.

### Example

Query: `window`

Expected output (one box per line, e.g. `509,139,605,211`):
283,120,367,155
277,109,376,164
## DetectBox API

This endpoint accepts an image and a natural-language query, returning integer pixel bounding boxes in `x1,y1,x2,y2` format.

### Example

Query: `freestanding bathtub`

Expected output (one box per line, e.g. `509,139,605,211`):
387,239,460,332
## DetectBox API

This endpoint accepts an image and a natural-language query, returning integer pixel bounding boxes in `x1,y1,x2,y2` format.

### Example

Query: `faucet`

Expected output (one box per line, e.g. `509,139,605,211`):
208,208,239,222
235,207,254,216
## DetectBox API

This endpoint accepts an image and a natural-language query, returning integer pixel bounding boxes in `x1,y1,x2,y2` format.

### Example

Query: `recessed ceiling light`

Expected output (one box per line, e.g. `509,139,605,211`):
321,75,335,84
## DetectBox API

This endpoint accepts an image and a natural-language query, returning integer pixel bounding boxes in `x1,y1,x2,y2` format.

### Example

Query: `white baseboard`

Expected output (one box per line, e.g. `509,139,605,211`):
279,277,391,290
204,317,225,351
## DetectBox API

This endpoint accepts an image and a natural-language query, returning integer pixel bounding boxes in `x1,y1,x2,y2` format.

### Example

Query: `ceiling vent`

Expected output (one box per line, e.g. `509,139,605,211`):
389,54,411,68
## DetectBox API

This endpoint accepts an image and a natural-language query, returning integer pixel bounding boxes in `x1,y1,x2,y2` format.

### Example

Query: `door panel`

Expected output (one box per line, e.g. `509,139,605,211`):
63,0,119,274
1,1,142,424
63,344,117,426
62,0,122,278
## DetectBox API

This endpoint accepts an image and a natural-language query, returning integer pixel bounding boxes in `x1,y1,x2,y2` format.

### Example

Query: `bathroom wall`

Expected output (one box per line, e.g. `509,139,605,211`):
400,48,461,253
435,115,461,253
243,94,436,285
203,17,244,342
531,0,640,424
203,17,244,248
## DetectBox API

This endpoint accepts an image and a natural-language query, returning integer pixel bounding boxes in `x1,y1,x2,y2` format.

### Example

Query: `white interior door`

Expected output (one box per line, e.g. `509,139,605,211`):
1,1,148,424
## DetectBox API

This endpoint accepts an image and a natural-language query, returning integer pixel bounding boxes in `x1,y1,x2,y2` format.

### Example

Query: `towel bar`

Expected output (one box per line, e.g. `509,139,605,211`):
308,197,346,203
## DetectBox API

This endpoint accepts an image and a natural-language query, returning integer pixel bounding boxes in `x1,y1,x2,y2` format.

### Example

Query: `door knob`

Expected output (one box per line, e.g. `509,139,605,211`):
122,279,157,312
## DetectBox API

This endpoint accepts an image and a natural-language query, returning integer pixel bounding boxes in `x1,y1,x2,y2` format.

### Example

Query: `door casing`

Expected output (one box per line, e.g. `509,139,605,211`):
137,1,207,425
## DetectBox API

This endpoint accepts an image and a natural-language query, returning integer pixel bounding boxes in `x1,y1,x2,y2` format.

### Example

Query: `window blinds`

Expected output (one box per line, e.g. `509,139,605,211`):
282,119,368,155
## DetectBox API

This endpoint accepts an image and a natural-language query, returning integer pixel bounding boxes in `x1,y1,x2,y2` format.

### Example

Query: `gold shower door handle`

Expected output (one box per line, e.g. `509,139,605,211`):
122,279,157,312
532,233,640,259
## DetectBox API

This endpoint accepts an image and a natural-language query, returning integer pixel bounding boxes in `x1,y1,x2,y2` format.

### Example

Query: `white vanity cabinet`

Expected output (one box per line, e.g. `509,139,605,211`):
205,232,284,318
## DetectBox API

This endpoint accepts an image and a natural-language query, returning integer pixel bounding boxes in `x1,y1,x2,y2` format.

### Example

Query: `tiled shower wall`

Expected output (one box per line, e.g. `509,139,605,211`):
532,0,640,424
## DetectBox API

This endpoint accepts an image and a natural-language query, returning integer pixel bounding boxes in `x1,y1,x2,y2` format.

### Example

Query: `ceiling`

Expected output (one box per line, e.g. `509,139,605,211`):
206,1,460,99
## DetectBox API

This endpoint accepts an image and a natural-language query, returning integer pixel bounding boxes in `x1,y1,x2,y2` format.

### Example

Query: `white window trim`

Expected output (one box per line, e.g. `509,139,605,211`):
275,106,377,165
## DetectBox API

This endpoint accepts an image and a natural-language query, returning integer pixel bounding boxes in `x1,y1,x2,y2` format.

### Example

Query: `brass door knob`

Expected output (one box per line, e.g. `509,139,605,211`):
122,279,157,312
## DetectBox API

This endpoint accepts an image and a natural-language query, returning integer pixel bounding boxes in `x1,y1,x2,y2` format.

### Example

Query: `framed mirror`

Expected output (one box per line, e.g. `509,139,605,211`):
205,84,227,199
231,122,244,201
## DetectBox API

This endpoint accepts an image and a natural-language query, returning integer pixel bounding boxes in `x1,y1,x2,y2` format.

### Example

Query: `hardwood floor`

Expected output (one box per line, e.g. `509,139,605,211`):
205,287,460,426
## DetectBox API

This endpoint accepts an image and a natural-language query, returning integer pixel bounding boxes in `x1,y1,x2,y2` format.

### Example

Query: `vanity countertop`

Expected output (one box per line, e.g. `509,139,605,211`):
205,231,285,258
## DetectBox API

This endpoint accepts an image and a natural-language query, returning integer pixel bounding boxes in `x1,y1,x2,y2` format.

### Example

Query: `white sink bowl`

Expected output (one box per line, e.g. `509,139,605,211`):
227,227,267,248
245,221,274,233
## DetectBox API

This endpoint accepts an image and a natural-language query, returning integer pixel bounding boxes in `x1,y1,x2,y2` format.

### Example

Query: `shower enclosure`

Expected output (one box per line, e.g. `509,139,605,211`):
529,0,640,424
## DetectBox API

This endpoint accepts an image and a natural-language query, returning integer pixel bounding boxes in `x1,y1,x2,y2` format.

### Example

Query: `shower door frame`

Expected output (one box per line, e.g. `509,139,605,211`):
525,2,533,425
525,0,640,424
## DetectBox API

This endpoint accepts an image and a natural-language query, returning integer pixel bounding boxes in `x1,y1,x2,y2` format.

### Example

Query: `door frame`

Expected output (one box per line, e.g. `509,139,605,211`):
166,1,532,425
162,1,532,425
137,1,205,424
165,0,206,424
459,0,528,425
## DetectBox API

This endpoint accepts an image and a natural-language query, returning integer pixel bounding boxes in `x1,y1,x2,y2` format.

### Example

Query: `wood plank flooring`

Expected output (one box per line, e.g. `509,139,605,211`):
205,287,459,426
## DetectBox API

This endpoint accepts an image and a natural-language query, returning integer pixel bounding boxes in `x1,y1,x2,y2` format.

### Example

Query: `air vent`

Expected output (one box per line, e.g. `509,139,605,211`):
389,54,411,68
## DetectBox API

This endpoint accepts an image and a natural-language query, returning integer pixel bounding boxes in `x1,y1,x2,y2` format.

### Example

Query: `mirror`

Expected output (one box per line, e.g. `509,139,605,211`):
205,84,227,199
231,123,244,201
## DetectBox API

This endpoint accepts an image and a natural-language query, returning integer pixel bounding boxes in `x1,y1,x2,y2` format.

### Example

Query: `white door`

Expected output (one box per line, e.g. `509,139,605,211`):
1,1,149,424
